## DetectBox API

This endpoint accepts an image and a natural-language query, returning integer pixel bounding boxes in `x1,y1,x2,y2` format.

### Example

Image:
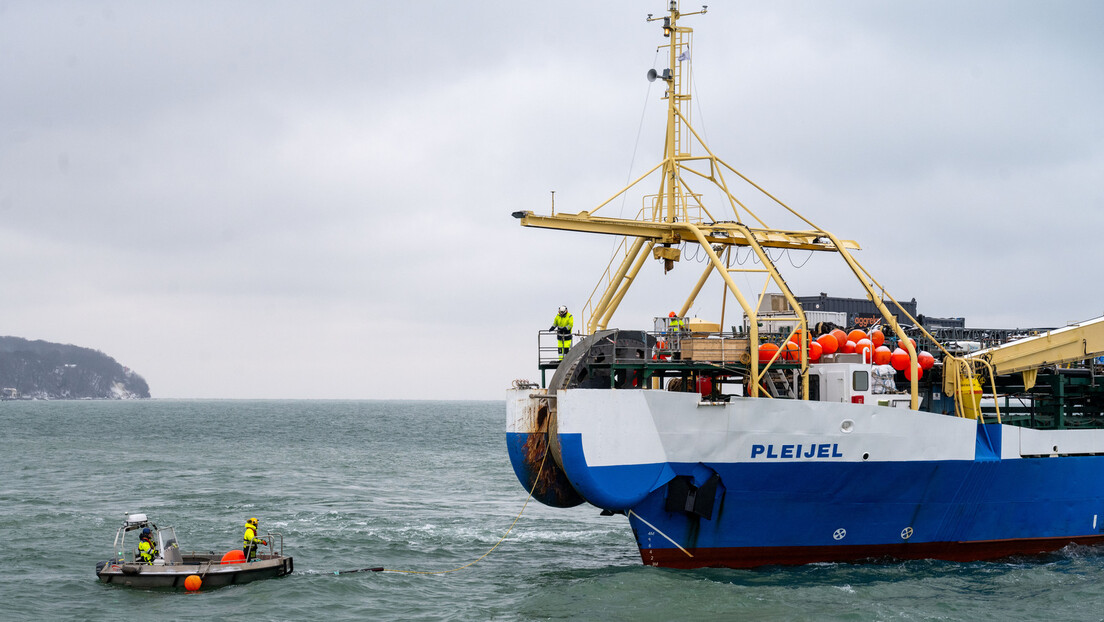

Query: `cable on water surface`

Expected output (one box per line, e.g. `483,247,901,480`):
334,441,549,576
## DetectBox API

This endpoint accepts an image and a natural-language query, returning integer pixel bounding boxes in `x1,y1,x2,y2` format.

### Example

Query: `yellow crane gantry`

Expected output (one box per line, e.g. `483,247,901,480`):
514,1,926,406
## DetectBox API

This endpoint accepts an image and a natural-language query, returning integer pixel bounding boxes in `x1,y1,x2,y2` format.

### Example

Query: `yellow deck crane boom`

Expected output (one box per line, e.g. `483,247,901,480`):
964,315,1104,391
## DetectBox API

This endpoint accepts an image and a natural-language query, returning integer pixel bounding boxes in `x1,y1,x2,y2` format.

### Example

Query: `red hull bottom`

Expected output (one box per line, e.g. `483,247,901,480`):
640,535,1104,569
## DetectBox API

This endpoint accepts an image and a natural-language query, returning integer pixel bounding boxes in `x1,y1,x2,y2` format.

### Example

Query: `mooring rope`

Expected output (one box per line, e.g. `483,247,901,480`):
335,444,549,576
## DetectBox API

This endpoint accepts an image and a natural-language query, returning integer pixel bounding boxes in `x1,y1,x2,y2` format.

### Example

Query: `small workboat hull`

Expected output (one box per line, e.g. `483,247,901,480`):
96,553,293,589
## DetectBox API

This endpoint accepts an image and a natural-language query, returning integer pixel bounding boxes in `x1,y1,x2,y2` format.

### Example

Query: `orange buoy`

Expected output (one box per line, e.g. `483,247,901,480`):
220,549,246,565
918,350,935,370
185,575,202,591
808,340,823,362
870,329,884,348
758,342,779,364
855,338,873,361
890,348,909,371
816,333,838,355
830,329,848,348
873,345,892,366
781,341,800,361
898,337,917,352
904,361,924,381
847,329,867,344
789,329,804,345
841,340,856,354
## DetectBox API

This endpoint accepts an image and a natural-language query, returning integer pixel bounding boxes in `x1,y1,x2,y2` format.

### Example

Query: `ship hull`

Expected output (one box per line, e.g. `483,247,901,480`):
507,388,1104,568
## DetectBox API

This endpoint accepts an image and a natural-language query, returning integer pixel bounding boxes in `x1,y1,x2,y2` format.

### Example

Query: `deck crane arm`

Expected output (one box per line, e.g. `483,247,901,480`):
965,316,1104,384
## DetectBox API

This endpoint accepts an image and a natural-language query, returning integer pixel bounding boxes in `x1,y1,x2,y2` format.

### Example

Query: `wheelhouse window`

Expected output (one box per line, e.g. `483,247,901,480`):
852,370,869,392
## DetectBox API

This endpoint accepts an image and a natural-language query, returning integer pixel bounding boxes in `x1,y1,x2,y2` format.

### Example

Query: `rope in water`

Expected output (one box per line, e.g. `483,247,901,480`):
335,443,549,576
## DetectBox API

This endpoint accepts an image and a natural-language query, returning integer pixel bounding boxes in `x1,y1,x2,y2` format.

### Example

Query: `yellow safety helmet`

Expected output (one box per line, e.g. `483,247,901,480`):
248,517,258,526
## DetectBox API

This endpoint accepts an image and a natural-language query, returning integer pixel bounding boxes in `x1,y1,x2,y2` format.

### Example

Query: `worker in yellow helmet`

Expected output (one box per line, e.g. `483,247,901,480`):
242,517,268,561
137,527,158,564
550,305,574,360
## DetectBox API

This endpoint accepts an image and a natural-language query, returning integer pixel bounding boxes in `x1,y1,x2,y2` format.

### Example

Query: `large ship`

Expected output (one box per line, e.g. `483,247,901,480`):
506,2,1104,569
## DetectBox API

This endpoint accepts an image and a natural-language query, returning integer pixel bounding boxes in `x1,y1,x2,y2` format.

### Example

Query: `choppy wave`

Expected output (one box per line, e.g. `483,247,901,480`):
4,399,1104,621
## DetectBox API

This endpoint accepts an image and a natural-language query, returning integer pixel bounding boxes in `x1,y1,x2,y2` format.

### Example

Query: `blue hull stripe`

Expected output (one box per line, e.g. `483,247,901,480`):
508,426,1104,565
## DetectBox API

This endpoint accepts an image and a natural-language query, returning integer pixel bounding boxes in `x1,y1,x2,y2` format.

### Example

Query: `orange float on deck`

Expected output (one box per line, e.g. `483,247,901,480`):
854,338,873,361
816,333,838,355
873,345,892,366
808,340,823,362
904,361,924,381
918,351,935,370
220,549,246,565
781,341,801,361
758,343,779,364
848,329,868,344
870,329,885,348
841,340,856,354
830,329,848,348
890,348,909,371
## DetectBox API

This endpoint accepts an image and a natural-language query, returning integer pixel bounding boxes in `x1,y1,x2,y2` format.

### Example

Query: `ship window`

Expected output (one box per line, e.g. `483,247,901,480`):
808,374,820,401
852,370,869,392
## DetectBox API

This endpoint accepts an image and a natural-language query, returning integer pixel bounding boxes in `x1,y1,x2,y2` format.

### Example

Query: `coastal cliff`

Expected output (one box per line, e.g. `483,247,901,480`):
0,336,150,399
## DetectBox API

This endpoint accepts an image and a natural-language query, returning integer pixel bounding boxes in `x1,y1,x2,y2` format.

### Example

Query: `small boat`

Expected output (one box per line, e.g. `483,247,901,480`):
96,512,293,589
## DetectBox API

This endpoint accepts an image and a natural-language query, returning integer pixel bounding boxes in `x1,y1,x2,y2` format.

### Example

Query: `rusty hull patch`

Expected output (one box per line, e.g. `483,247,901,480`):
515,396,584,508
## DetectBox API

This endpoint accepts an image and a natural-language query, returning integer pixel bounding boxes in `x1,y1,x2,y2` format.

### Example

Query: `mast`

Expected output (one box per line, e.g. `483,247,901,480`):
651,2,699,223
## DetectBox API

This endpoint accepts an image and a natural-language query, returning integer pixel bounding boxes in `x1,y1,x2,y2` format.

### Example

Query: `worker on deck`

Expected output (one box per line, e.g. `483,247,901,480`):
668,311,683,332
551,305,574,360
137,527,158,564
666,311,685,359
242,517,268,561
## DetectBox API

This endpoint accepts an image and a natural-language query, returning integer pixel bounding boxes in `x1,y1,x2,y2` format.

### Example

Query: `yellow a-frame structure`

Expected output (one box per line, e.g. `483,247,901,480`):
513,2,924,405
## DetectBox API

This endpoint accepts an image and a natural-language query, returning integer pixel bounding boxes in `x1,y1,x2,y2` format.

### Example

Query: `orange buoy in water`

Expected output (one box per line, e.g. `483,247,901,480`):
816,333,838,355
873,345,892,366
220,549,246,565
841,340,856,354
870,329,884,348
918,350,935,370
808,340,823,362
185,575,202,591
855,338,874,361
758,342,779,364
781,341,801,361
847,329,867,344
890,348,909,371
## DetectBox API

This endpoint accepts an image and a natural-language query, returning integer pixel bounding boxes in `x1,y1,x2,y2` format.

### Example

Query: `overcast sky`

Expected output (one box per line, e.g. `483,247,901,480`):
2,1,1102,399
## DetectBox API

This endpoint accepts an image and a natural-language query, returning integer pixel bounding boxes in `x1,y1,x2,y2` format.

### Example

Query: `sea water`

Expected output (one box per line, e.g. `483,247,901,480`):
3,399,1104,621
